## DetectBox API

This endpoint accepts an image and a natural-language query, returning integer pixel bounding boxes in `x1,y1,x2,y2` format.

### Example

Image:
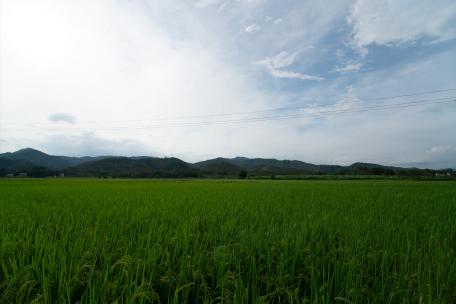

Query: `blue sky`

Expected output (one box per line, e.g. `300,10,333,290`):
1,0,456,168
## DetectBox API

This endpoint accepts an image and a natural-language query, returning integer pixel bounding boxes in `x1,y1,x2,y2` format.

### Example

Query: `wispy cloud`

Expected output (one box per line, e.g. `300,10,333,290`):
333,63,361,73
266,69,323,81
260,51,298,69
244,23,260,33
258,51,323,81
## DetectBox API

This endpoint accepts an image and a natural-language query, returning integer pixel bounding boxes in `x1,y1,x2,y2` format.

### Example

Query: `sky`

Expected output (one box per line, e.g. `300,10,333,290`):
0,0,456,168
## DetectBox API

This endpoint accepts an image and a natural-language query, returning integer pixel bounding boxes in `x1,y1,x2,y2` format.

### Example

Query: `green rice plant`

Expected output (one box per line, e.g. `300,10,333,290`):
0,179,455,303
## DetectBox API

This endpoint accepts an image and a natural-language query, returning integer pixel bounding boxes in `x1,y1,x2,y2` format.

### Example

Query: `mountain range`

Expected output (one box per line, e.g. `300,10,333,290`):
0,148,453,178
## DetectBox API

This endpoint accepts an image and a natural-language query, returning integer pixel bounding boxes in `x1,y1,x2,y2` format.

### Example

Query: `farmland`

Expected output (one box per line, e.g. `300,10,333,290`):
1,179,456,303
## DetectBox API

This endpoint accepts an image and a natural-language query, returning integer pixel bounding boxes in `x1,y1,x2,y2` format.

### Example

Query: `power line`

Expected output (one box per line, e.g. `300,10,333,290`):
99,97,456,129
3,88,456,127
4,97,455,131
3,96,455,132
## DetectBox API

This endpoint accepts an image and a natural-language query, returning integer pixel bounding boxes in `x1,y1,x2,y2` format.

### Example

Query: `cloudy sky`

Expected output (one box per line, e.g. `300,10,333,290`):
1,0,455,168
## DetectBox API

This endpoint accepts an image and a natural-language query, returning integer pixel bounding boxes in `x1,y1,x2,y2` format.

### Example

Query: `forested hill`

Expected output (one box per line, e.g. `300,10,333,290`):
0,148,454,178
0,148,106,169
64,157,196,178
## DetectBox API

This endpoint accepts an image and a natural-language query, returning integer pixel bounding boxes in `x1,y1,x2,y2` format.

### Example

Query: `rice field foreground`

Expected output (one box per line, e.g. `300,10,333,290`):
1,179,455,303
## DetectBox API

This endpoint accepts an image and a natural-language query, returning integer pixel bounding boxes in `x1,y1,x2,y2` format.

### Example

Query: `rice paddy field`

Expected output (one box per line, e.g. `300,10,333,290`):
1,179,456,303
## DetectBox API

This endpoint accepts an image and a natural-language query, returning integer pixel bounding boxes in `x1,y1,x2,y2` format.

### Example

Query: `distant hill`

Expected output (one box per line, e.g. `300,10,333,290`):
0,148,107,170
0,148,453,178
0,157,34,171
59,155,107,166
64,157,198,178
193,158,242,176
194,157,345,175
0,148,72,169
348,162,399,170
229,157,321,173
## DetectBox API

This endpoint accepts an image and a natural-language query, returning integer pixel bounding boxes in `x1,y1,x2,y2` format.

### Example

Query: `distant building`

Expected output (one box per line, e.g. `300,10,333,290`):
59,173,65,177
6,173,14,177
18,172,28,177
435,172,453,177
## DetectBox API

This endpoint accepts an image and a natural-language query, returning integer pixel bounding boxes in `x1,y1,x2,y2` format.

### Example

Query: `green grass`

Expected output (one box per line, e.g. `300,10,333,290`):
1,179,456,303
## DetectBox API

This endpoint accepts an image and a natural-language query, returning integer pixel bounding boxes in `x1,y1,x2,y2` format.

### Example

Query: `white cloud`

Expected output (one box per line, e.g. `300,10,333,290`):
259,51,297,69
335,48,345,60
48,113,76,124
41,133,155,157
333,63,361,73
264,17,282,24
301,85,362,115
398,145,456,169
273,18,282,25
427,145,453,155
349,0,456,49
244,23,261,33
1,0,455,168
258,51,323,81
193,0,221,8
0,0,274,156
267,69,323,81
217,3,227,13
242,0,266,6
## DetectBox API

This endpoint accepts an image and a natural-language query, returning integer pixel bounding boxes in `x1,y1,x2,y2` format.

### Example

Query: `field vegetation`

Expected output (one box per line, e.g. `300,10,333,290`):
1,179,455,303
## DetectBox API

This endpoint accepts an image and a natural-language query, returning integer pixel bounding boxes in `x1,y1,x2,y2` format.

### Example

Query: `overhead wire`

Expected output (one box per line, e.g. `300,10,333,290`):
2,95,455,132
2,88,456,127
